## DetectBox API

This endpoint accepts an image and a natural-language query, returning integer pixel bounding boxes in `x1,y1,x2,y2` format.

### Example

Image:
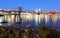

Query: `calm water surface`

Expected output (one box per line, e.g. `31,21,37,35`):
0,14,60,29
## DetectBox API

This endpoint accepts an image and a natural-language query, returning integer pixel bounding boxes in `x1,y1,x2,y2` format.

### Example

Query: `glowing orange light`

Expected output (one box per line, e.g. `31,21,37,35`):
52,15,55,21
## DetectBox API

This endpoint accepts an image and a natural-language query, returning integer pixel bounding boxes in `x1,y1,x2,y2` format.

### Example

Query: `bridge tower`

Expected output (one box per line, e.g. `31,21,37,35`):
18,7,22,24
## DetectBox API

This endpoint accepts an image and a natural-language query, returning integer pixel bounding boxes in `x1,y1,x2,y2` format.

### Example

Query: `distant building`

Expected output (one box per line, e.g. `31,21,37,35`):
0,8,60,27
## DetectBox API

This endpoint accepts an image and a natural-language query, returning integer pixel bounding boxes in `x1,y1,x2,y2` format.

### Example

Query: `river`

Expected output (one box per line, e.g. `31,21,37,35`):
0,13,60,29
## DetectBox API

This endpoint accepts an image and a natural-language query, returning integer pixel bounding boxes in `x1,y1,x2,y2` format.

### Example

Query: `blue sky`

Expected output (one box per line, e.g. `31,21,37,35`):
0,0,60,11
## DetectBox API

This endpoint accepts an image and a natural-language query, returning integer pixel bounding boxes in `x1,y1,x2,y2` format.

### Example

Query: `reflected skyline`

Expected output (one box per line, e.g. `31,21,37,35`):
21,13,59,25
0,10,60,29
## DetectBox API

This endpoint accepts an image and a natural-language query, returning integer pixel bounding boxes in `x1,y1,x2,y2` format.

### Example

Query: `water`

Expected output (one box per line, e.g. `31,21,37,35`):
20,14,60,29
0,14,60,29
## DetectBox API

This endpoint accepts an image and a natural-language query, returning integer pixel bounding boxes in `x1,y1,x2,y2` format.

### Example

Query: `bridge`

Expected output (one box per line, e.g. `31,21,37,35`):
0,9,60,26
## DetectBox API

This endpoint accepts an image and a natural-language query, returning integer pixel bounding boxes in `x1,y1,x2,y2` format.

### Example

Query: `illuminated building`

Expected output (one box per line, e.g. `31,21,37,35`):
0,8,60,26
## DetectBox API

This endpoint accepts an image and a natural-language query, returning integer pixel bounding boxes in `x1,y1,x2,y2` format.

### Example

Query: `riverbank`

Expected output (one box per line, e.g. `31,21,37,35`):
0,26,60,38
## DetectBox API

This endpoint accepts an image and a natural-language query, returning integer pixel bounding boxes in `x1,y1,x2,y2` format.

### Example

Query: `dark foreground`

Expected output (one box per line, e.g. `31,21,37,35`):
0,26,60,38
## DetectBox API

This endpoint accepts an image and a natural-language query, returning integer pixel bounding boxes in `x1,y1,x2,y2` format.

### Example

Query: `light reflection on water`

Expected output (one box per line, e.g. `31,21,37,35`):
21,14,60,29
0,13,60,29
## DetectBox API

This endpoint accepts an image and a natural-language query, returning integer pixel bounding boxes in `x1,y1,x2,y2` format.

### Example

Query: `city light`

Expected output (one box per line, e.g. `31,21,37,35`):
0,9,60,26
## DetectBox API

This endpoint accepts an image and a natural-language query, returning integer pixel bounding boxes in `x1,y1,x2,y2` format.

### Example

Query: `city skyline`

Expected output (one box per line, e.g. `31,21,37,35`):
0,0,60,11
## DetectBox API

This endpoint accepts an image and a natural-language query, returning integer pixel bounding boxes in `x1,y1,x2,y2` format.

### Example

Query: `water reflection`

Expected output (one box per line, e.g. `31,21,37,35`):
21,13,60,29
0,13,60,29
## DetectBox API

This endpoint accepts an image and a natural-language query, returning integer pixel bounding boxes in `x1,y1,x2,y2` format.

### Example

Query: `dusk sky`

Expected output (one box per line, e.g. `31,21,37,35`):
0,0,60,11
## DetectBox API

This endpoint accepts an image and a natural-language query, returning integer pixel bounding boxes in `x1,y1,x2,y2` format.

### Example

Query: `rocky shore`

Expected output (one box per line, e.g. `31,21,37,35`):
0,26,60,38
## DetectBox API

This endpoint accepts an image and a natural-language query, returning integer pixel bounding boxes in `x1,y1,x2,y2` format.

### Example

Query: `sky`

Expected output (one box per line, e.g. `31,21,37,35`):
0,0,60,11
